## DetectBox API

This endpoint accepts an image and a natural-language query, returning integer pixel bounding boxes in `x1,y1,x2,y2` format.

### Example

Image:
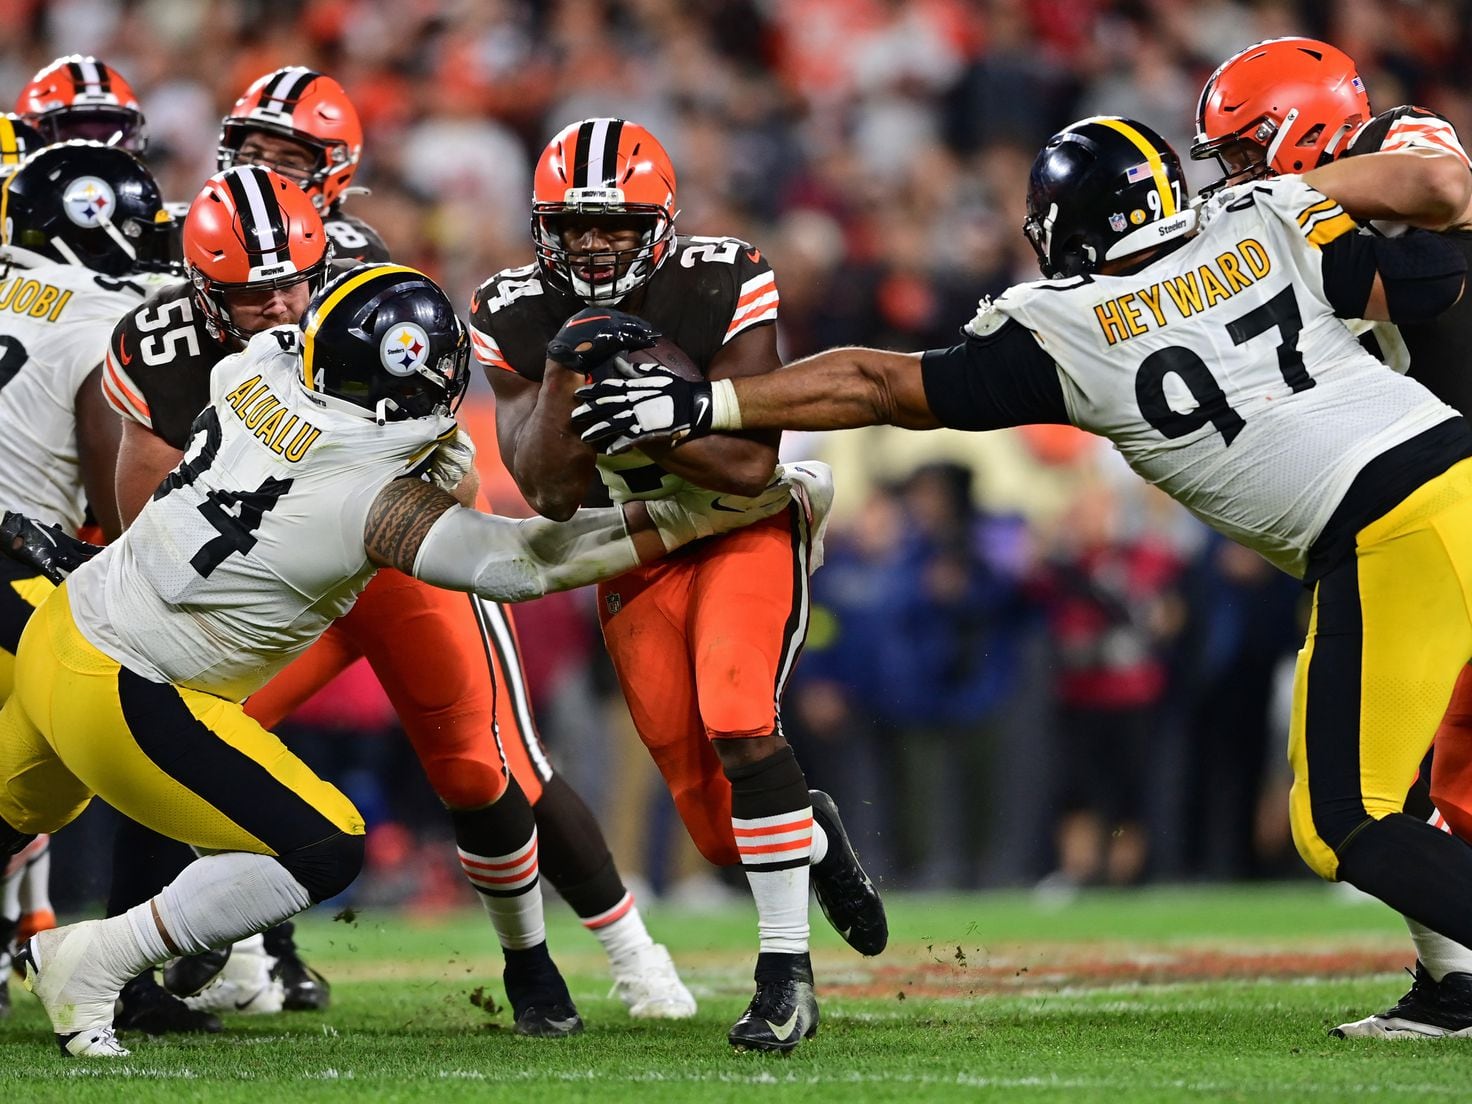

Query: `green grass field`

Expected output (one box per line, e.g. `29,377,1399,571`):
2,884,1466,1103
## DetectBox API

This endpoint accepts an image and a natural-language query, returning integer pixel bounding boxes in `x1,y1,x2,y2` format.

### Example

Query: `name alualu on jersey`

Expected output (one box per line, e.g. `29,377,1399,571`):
1092,237,1272,347
223,373,322,462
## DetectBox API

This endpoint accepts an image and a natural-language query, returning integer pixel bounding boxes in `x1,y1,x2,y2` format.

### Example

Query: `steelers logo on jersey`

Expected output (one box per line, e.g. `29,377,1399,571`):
380,322,430,377
63,176,116,228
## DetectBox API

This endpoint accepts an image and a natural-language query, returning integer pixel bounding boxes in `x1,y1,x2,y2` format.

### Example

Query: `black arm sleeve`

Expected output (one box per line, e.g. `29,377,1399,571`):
1322,228,1467,324
919,318,1069,430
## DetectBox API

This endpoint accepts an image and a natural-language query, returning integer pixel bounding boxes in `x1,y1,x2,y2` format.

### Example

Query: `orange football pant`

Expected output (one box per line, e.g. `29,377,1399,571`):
1431,663,1472,843
244,567,551,810
597,507,810,867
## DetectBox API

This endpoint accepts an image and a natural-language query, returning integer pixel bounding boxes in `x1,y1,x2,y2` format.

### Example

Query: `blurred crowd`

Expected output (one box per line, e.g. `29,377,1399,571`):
12,0,1471,907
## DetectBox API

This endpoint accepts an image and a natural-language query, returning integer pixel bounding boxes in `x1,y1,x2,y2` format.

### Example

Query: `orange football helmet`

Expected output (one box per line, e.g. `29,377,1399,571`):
15,55,147,153
531,118,678,304
1192,38,1370,190
218,68,363,213
183,165,331,342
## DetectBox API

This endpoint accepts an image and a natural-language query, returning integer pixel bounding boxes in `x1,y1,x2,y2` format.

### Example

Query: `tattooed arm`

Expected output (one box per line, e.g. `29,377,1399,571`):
363,468,807,601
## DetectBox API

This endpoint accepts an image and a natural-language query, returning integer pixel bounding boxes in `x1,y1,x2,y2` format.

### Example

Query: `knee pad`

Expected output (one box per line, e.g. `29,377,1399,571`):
274,830,364,903
424,754,509,811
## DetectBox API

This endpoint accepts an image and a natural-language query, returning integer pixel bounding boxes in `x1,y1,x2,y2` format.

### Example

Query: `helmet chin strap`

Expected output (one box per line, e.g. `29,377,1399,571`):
48,237,85,267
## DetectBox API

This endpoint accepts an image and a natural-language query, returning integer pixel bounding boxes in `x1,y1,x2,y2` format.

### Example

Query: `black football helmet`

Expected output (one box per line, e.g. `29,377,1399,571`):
1023,117,1195,279
300,263,470,423
1,141,175,275
0,114,44,179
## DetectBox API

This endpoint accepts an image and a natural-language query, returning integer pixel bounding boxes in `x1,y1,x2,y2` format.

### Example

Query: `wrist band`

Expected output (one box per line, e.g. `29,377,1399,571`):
710,377,743,430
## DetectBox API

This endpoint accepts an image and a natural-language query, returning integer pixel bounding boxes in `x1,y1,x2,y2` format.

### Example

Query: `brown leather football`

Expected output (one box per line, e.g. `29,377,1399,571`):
597,336,704,382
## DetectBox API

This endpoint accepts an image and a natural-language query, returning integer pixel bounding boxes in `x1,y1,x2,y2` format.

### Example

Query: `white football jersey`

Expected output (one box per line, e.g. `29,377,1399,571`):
67,328,456,701
984,177,1456,577
0,263,173,529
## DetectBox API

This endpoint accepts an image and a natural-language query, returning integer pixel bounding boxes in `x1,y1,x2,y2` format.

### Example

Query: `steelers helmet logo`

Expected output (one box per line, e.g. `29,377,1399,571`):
380,322,431,377
63,176,116,228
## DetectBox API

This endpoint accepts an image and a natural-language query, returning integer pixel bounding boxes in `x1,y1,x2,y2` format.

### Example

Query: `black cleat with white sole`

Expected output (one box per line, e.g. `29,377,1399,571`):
1332,960,1472,1038
728,952,820,1054
265,921,331,1011
503,943,584,1037
809,790,888,956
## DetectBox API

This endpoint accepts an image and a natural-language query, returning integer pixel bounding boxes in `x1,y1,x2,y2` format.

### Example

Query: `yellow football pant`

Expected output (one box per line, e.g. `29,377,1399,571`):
0,583,363,854
1290,458,1472,879
0,557,53,705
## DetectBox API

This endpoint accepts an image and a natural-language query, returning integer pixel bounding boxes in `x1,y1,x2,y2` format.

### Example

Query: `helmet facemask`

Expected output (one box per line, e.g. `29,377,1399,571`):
191,260,330,345
219,123,353,213
532,202,674,305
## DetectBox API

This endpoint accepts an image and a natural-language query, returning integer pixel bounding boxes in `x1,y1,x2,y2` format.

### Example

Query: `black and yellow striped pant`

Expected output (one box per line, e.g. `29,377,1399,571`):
0,583,363,856
1290,458,1472,880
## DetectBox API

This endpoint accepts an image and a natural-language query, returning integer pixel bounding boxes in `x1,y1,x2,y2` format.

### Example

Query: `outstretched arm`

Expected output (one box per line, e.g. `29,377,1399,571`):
1304,150,1472,230
362,468,816,602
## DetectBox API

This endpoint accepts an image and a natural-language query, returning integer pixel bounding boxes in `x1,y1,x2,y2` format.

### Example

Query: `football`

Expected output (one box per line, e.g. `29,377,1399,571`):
595,335,704,383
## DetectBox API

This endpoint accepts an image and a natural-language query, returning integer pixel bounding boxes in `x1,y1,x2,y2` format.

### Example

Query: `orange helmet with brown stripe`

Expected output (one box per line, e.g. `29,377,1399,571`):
183,166,331,343
218,68,363,213
1192,38,1371,192
531,118,678,304
16,55,148,153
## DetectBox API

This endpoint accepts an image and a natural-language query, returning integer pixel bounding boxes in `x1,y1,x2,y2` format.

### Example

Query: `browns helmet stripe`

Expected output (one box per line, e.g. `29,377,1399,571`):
600,119,624,186
261,67,318,114
570,119,597,187
223,165,289,266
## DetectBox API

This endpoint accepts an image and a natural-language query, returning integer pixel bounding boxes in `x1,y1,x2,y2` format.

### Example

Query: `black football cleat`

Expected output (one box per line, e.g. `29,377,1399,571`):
808,790,888,956
728,952,820,1054
0,914,14,1019
1332,961,1472,1038
162,945,231,998
503,943,584,1038
265,922,330,1011
114,971,223,1035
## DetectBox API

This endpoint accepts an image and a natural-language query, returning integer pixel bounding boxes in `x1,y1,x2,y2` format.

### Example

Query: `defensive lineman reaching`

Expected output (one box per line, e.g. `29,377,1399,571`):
572,118,1472,1005
0,263,827,1057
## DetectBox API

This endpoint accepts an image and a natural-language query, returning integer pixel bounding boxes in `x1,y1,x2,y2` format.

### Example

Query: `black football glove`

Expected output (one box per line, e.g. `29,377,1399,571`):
546,307,661,376
0,510,103,585
571,371,715,454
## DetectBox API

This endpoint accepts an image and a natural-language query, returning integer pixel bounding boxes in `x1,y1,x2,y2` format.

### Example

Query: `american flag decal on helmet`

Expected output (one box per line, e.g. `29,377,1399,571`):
1124,162,1151,184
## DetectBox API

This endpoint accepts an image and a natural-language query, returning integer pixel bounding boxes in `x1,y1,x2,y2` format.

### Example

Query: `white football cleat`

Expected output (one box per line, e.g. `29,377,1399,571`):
16,923,131,1057
185,933,284,1015
610,943,697,1019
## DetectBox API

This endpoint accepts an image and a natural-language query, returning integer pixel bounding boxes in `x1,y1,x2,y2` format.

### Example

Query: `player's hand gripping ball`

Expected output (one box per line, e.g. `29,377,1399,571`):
546,306,660,377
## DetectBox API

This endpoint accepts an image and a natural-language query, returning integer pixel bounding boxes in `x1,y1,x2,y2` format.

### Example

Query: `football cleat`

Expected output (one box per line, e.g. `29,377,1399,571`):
16,923,138,1057
808,790,888,956
728,952,820,1054
114,971,223,1036
0,913,14,1018
1332,961,1472,1038
185,935,285,1015
609,942,697,1019
163,945,231,998
503,943,584,1037
265,922,331,1011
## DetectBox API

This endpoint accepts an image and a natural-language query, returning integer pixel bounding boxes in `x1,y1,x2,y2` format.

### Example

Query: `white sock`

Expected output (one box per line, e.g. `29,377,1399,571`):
1,862,20,921
583,893,655,961
459,832,546,950
735,808,813,955
125,852,313,963
809,823,830,868
1408,919,1472,980
20,837,52,914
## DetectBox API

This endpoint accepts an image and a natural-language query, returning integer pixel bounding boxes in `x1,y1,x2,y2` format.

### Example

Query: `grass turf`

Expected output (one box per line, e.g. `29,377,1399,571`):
2,884,1465,1103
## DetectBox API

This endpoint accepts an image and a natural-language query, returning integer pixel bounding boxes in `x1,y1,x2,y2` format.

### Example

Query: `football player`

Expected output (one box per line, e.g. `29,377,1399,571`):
211,68,689,1018
471,117,887,1053
0,262,821,1058
572,120,1472,1042
103,165,695,1032
216,67,387,264
14,55,148,152
1193,37,1472,1038
0,114,44,178
0,142,177,1017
